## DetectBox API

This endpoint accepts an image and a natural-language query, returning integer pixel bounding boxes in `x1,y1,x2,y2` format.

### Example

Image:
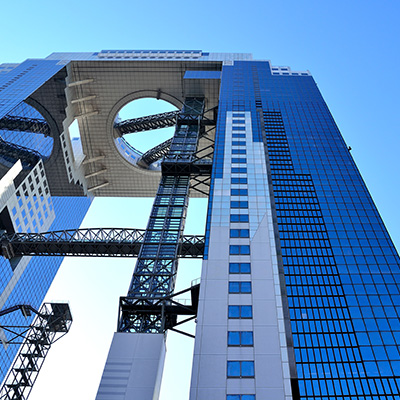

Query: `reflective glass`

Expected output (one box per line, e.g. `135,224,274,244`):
227,361,241,377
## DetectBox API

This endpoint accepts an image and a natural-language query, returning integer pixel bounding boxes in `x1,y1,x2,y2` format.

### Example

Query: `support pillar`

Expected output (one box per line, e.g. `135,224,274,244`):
96,333,166,400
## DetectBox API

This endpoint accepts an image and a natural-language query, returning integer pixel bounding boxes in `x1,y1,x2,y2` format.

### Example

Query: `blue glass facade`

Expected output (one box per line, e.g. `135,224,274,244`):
204,60,400,398
2,51,399,399
0,61,91,381
0,196,91,380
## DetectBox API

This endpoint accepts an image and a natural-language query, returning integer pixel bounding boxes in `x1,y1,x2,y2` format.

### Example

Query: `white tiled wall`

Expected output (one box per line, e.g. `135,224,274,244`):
190,112,292,400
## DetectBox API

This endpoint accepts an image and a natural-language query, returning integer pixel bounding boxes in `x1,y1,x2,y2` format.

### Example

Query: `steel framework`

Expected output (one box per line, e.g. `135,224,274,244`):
0,115,50,136
0,229,205,260
136,108,216,167
114,111,179,135
118,282,200,337
0,139,42,169
119,97,207,334
0,303,72,400
138,138,173,167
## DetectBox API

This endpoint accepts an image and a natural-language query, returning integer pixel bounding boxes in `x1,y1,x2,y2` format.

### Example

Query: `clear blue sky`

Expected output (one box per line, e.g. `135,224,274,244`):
2,1,399,399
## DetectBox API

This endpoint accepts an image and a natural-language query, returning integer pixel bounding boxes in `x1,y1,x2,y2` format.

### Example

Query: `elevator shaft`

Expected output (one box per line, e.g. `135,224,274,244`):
118,98,205,334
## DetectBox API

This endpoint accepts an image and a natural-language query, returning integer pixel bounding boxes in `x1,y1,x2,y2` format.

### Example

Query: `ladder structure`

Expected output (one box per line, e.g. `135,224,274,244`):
0,303,72,400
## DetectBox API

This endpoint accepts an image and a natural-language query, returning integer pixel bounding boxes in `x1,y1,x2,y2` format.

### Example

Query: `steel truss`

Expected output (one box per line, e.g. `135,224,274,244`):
0,115,50,136
0,303,72,400
0,139,42,169
119,98,207,334
118,283,200,336
137,107,216,167
0,98,214,341
0,229,205,260
138,138,173,167
114,111,180,135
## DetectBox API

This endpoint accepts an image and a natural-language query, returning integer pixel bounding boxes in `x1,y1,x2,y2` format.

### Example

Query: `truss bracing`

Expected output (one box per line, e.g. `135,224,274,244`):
0,139,42,169
114,111,180,135
0,303,72,400
118,283,200,336
136,106,216,167
138,138,173,167
119,97,207,334
0,229,205,260
0,115,50,136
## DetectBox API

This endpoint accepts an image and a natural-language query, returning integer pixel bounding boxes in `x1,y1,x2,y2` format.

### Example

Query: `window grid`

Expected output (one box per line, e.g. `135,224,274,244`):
227,361,255,378
229,281,252,293
229,263,251,274
228,305,253,319
263,110,400,398
228,331,254,346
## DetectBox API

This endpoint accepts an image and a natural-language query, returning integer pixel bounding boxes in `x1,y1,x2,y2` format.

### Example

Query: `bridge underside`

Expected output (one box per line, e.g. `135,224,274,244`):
63,59,221,197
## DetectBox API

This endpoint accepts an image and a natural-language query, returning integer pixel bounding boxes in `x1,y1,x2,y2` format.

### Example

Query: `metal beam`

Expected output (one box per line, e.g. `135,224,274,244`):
0,228,205,259
0,303,72,400
118,106,217,167
119,98,206,334
0,139,42,169
0,115,50,136
137,138,172,167
114,111,179,135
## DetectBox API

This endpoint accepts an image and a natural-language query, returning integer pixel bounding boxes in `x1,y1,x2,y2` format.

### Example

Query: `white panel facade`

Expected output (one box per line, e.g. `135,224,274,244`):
96,332,166,400
190,112,292,400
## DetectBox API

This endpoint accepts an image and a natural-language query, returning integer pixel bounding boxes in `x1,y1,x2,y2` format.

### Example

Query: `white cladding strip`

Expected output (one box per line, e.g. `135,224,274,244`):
95,332,166,400
0,161,22,206
190,112,292,399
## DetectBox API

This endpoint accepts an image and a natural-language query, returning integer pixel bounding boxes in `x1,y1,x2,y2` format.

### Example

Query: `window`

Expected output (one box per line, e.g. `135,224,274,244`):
228,305,252,318
229,263,251,273
230,245,250,255
230,229,249,238
232,113,245,118
232,120,245,124
231,189,248,196
230,214,249,223
232,149,246,155
231,167,247,173
232,133,246,138
227,361,255,378
232,158,247,164
232,141,246,146
228,331,254,346
231,177,247,184
230,201,248,209
232,126,246,131
229,281,251,293
227,396,255,400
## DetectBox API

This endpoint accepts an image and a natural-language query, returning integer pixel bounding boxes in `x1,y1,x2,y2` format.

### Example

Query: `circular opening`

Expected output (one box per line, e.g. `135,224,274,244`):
116,98,178,154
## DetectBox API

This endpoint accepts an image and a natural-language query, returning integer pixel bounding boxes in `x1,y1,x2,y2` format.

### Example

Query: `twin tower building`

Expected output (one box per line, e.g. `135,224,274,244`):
0,50,399,400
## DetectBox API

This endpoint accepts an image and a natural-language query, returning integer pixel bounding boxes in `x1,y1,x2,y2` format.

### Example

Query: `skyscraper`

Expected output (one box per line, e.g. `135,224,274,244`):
1,51,399,400
0,59,92,383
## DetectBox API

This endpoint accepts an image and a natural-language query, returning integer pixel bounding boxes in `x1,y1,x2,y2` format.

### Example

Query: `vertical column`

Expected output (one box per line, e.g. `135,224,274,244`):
96,98,205,400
